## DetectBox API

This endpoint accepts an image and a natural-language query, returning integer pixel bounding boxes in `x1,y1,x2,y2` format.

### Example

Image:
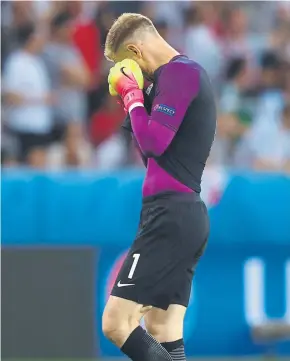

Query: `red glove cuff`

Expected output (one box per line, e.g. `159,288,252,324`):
123,88,144,113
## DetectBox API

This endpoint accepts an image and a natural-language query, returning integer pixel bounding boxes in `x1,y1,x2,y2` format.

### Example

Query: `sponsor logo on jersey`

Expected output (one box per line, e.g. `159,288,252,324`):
154,104,176,116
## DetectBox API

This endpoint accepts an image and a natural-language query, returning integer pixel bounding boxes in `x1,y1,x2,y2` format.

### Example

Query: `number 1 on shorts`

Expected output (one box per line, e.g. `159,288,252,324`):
128,253,140,279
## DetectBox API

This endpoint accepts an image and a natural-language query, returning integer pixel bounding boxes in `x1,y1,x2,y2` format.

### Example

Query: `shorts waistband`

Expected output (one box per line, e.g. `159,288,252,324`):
142,191,200,205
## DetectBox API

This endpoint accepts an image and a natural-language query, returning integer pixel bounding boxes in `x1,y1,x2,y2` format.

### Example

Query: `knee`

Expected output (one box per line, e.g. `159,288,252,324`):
102,312,116,341
145,318,183,343
102,301,140,346
102,305,126,342
102,297,148,346
145,319,166,341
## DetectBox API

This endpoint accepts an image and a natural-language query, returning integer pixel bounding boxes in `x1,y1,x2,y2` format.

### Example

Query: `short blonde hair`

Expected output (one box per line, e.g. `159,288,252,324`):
104,13,156,61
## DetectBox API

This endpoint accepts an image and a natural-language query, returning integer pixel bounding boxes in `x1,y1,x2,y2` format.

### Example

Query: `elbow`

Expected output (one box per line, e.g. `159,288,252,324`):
142,148,163,158
142,150,155,158
144,143,168,158
141,142,166,158
136,135,167,158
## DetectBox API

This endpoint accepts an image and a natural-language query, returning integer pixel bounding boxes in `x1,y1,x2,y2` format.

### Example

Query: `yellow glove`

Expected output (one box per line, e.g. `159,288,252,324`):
108,59,144,97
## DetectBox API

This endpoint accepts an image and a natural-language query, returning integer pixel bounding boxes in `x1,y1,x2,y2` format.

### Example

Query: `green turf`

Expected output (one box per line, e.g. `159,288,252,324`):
2,357,289,361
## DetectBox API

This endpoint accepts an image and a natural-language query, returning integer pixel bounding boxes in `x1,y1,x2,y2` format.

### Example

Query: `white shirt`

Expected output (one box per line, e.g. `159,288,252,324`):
253,90,285,129
3,50,52,134
219,83,241,113
93,134,127,170
243,121,290,168
43,43,86,122
184,25,222,82
32,0,51,18
201,166,229,208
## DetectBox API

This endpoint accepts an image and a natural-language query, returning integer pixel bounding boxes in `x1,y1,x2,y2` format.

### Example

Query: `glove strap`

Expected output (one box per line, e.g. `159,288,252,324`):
128,102,144,114
123,88,144,113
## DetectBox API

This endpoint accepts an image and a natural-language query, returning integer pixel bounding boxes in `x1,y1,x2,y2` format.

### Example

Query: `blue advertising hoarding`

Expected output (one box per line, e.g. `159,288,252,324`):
2,169,290,356
96,243,290,356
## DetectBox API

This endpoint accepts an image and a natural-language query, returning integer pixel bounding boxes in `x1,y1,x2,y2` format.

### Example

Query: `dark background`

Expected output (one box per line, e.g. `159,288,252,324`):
1,248,97,358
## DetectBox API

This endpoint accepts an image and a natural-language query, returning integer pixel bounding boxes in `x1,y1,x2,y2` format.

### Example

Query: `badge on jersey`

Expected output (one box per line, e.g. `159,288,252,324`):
153,104,176,117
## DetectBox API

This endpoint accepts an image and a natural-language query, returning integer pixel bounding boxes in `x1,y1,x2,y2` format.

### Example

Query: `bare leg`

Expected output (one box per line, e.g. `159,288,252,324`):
102,296,173,361
145,305,187,361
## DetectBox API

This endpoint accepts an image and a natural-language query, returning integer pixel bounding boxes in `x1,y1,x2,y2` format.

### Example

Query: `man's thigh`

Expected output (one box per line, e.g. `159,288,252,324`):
103,296,151,326
102,296,152,346
110,225,193,310
144,304,186,342
110,236,176,310
111,194,208,310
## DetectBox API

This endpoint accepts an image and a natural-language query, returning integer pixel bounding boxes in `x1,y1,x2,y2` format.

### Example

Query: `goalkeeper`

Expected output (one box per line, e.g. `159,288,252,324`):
102,13,216,361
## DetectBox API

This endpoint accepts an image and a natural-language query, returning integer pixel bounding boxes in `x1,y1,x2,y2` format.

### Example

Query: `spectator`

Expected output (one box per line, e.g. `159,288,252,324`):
208,113,243,166
184,6,222,83
11,1,34,28
1,1,36,69
47,123,92,170
68,1,104,119
109,1,144,18
284,62,290,102
94,2,115,46
66,0,101,84
220,57,249,113
32,0,51,21
142,1,188,48
223,6,267,66
43,11,90,130
253,51,284,128
270,21,290,63
2,22,53,166
273,2,290,63
93,133,128,171
1,0,289,173
237,102,290,172
90,95,124,148
149,0,188,29
1,130,19,167
198,2,227,39
260,51,283,90
72,8,102,88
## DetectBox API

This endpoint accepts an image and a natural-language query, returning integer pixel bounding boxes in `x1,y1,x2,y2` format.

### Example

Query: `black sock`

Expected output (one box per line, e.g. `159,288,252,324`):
121,326,173,361
161,339,186,361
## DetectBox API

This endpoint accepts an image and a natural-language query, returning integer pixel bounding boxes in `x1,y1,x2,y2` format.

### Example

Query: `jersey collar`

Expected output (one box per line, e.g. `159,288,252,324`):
153,55,188,81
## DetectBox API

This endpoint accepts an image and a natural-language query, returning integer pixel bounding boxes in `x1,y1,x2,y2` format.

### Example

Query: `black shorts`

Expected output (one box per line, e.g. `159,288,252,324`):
111,191,209,310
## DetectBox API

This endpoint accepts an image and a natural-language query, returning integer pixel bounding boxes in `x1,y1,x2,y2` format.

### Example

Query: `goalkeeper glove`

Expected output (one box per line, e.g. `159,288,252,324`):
108,59,144,113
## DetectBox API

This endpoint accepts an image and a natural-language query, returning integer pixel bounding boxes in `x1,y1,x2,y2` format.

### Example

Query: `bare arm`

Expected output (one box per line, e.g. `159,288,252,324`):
3,92,54,106
253,158,283,171
61,63,90,88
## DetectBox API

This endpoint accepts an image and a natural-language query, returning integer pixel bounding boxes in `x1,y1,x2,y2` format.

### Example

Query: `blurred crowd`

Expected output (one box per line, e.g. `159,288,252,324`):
1,1,290,173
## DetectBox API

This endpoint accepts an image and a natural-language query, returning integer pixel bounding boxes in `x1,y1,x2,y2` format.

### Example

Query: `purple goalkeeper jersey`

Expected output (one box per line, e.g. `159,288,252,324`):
123,55,216,197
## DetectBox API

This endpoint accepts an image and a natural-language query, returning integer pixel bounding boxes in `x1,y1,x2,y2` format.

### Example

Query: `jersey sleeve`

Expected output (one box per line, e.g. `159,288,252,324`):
132,135,148,167
121,90,153,133
129,61,200,157
150,61,200,133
